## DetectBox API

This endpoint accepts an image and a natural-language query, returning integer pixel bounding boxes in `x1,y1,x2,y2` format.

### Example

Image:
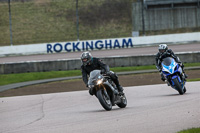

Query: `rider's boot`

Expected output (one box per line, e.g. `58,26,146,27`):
183,73,188,78
117,85,124,95
110,74,124,95
165,80,170,86
182,73,188,81
181,69,188,80
161,74,165,81
180,65,188,78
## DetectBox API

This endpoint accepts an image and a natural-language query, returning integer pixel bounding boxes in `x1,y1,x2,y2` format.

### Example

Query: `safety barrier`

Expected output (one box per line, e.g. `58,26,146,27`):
0,52,199,74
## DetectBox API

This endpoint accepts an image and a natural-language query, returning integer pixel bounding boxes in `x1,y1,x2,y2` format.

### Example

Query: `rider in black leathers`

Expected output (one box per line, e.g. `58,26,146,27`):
155,44,188,82
81,51,124,95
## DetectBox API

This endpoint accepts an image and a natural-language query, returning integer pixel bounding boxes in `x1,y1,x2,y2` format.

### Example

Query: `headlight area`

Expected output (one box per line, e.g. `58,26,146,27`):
97,78,103,85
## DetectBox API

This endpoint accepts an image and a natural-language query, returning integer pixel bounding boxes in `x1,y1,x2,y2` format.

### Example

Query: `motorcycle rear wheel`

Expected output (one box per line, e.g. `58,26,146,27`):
183,87,187,93
117,95,127,108
97,89,112,111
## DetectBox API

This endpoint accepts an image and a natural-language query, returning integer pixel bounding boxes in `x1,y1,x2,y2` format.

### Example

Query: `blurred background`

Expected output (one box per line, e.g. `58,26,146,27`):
0,0,200,46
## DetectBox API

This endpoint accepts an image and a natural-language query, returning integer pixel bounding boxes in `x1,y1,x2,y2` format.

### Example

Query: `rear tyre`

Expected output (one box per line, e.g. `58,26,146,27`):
183,87,187,93
97,89,112,111
172,77,184,95
117,95,127,108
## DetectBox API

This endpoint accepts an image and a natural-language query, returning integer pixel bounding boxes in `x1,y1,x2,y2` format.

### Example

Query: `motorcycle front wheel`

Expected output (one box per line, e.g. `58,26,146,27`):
172,77,184,95
97,89,112,111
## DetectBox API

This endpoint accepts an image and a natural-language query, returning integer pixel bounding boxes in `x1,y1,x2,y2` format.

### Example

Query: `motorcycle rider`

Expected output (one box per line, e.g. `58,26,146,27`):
81,51,124,96
155,44,188,83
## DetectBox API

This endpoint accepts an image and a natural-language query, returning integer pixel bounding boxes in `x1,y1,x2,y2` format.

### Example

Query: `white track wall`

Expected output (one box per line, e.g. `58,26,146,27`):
0,32,200,57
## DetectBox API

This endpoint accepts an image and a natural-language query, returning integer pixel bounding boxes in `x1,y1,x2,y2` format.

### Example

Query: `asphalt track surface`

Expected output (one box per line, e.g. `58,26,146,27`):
1,82,200,133
1,43,200,133
0,43,200,64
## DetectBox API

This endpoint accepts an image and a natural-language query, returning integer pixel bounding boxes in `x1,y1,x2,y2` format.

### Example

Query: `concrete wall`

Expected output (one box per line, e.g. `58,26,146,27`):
0,52,199,74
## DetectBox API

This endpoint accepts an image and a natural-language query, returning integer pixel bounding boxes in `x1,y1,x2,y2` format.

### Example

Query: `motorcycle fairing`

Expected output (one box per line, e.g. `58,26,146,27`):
162,59,177,74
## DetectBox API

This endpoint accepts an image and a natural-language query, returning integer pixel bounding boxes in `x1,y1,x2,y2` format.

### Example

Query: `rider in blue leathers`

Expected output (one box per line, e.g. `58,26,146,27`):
155,44,188,82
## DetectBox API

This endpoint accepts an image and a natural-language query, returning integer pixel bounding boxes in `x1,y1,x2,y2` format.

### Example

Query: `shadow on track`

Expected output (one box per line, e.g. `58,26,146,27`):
82,106,128,113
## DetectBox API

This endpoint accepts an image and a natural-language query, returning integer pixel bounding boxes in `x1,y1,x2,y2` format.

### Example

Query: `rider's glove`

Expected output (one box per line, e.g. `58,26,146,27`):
158,69,162,72
101,69,110,75
100,69,106,74
105,71,111,76
179,62,184,67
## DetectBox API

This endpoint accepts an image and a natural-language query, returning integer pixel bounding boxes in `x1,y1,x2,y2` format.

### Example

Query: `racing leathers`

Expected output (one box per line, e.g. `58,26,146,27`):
81,57,123,95
155,49,187,81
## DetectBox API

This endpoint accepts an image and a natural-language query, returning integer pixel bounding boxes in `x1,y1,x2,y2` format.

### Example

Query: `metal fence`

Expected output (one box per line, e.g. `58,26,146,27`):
1,0,200,46
0,0,133,46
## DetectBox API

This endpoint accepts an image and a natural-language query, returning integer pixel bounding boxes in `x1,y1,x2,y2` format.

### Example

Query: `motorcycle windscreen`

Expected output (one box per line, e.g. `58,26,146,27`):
162,57,174,66
88,70,101,85
161,57,176,74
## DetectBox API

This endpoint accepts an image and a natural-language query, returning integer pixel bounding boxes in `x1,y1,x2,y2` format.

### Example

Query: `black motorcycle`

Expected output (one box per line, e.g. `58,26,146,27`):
88,70,127,111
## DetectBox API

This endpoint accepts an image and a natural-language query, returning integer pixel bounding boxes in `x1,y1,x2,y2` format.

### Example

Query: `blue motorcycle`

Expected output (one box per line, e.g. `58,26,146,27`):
161,57,186,95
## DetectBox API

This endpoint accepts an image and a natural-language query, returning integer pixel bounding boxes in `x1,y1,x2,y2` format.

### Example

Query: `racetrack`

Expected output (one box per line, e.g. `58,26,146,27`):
1,82,200,133
1,43,200,133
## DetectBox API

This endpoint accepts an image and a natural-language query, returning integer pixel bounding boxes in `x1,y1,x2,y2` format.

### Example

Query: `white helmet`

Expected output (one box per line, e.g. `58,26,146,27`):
158,44,168,53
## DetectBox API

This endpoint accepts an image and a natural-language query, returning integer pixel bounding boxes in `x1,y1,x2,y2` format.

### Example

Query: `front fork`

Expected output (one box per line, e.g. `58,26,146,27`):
102,86,109,99
171,75,185,89
102,85,115,106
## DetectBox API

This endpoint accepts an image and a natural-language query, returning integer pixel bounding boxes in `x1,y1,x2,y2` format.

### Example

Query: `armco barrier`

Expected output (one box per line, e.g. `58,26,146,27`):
0,52,200,74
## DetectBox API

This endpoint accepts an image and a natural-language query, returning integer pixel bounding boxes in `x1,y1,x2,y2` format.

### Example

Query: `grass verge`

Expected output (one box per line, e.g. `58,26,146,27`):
177,127,200,133
0,0,133,46
0,63,200,86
